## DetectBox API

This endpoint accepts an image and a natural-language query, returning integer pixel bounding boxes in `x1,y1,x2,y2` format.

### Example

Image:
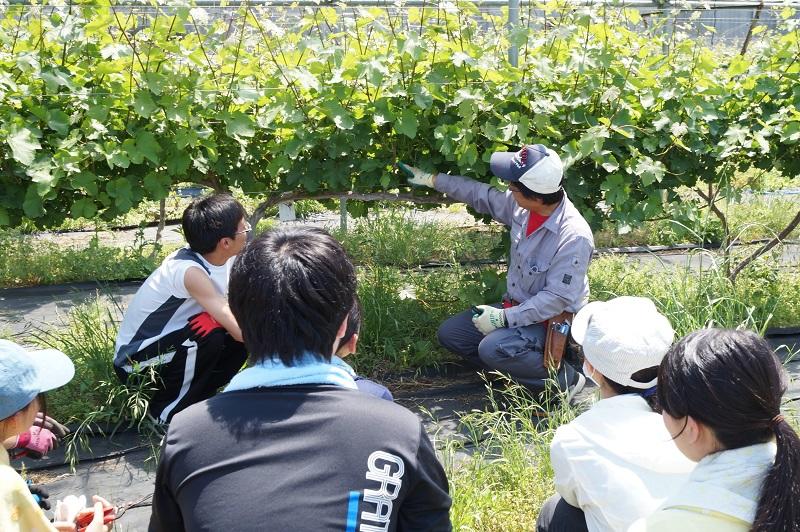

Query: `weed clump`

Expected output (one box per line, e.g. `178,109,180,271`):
445,376,582,531
25,297,163,468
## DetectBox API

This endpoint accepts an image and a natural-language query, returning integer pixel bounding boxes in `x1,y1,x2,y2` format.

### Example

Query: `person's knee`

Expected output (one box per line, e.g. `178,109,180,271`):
437,317,462,352
195,325,228,345
225,337,248,362
478,332,519,371
436,321,449,348
477,335,500,367
536,494,560,532
536,495,588,532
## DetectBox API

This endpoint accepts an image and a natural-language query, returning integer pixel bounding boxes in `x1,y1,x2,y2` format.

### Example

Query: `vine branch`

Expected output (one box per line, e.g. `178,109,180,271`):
249,190,454,228
730,208,800,282
740,0,764,57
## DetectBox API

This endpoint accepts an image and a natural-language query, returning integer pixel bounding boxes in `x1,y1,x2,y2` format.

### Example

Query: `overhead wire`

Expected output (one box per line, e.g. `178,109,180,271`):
1,1,798,13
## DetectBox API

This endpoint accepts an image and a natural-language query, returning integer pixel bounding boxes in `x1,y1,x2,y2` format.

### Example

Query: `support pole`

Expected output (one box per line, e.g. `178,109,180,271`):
278,202,296,222
508,0,520,66
340,198,348,232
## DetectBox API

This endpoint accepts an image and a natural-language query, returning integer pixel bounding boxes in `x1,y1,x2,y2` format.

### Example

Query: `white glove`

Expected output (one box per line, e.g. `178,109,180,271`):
472,305,507,335
54,495,116,532
397,162,436,188
54,494,86,523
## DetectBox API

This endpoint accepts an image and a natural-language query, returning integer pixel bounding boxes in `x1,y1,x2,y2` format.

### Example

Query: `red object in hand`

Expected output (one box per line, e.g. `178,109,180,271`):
75,506,116,531
188,311,223,339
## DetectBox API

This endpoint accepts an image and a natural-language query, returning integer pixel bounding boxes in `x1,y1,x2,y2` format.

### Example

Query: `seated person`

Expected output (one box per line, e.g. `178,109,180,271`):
631,329,800,531
336,297,393,401
538,297,695,532
0,340,115,532
113,194,249,423
149,227,452,531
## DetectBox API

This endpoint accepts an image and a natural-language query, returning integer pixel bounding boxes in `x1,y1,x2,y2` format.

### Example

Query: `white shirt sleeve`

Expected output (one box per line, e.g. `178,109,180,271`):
550,425,582,508
169,262,207,300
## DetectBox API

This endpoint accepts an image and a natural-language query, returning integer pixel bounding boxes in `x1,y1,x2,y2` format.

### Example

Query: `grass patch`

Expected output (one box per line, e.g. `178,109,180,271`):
0,230,178,288
733,167,797,192
396,253,800,347
23,298,163,468
25,298,132,421
351,266,466,375
594,213,722,248
0,208,503,288
334,209,502,267
589,254,799,332
727,196,800,243
595,195,800,248
445,379,581,531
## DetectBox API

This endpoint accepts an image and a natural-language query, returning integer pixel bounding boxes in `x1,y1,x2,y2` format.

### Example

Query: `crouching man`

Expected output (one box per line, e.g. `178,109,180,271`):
113,194,249,423
149,227,452,532
400,145,594,401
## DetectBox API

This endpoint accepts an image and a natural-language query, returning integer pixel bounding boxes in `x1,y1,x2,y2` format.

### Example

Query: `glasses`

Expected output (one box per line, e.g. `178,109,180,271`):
234,221,252,236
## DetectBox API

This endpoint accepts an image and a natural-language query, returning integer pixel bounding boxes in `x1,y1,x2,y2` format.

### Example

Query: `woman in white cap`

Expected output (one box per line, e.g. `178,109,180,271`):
0,339,115,532
537,297,695,532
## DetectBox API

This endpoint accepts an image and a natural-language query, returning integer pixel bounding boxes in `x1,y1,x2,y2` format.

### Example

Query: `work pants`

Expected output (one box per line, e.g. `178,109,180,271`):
437,305,578,396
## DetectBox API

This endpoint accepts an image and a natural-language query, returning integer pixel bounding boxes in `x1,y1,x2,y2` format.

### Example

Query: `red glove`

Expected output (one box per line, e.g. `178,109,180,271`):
12,426,58,459
188,312,224,339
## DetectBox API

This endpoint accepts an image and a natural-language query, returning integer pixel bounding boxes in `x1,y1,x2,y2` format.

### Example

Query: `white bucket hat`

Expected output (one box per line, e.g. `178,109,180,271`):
570,296,674,389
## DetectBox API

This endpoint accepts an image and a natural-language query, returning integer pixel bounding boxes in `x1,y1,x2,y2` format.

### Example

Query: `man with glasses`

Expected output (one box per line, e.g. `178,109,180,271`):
114,194,250,422
399,145,594,402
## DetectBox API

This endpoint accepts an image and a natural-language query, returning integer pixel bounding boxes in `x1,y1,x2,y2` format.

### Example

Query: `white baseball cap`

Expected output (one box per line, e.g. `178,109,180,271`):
0,340,74,420
570,297,674,389
489,144,564,194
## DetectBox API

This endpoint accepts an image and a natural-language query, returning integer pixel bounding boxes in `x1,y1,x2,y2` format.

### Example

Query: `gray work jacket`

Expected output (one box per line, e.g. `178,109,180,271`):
435,173,594,328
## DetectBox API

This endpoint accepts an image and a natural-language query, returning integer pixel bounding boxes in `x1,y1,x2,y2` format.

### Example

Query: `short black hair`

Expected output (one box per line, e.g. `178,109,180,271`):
514,180,565,205
229,227,357,366
182,194,247,254
340,296,362,348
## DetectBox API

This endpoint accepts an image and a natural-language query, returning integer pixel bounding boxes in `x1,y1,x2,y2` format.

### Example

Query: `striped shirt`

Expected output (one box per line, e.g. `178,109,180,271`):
113,247,233,370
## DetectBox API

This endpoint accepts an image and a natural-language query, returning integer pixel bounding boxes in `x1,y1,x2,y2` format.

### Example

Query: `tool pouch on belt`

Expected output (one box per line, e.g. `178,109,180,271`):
544,311,575,370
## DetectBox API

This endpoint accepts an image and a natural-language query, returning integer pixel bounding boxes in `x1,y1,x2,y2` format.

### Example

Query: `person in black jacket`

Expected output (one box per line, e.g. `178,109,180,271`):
149,227,452,532
337,296,394,402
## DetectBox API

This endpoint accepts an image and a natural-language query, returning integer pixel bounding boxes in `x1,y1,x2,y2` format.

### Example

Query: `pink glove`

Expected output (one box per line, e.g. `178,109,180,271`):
13,426,58,459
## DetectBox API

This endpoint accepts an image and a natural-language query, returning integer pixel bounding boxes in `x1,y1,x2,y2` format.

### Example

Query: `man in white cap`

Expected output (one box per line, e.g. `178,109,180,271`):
398,145,594,398
537,296,694,532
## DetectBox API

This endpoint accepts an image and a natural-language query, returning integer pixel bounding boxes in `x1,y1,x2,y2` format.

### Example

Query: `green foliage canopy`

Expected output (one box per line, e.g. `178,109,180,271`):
0,1,799,228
